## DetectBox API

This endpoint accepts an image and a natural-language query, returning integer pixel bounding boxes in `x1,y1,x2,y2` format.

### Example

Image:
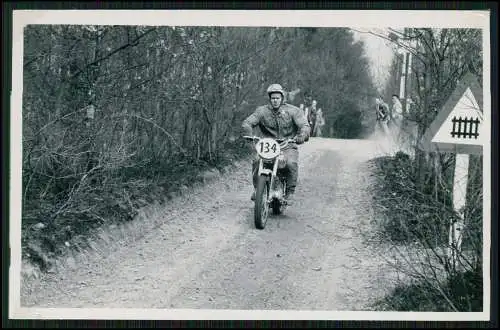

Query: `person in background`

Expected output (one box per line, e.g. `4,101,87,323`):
303,92,313,109
303,92,313,122
314,108,325,137
375,97,390,135
308,100,318,137
391,94,407,145
391,94,403,128
303,105,309,128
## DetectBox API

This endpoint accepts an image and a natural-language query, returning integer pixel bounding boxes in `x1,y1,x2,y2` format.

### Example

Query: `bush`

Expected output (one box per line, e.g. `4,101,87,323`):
373,267,482,312
369,151,483,312
370,151,452,246
21,141,252,271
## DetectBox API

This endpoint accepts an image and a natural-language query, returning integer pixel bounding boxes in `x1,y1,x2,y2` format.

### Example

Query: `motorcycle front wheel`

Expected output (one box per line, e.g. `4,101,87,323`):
254,175,270,230
271,178,285,215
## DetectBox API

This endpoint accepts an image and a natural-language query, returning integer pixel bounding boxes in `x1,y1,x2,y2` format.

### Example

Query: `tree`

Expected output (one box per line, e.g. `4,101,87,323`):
378,27,484,311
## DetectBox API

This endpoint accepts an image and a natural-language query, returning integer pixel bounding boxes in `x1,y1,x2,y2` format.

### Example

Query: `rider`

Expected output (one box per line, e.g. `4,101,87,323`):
241,83,310,205
375,97,390,134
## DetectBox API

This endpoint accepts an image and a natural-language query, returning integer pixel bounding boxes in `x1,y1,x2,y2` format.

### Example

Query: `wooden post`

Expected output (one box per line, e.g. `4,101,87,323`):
448,153,469,267
419,71,483,272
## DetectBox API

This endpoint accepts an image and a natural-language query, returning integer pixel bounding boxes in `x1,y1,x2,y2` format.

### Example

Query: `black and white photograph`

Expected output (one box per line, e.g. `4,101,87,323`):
8,9,492,321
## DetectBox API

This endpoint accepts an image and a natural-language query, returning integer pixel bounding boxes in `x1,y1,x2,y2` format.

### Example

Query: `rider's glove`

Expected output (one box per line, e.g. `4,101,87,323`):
295,135,306,144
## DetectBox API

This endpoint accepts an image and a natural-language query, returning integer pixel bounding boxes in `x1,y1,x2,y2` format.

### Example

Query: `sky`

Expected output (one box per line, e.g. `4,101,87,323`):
351,29,396,93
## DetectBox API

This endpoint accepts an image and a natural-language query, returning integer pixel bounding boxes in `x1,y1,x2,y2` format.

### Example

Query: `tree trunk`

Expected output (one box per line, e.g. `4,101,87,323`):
415,59,432,191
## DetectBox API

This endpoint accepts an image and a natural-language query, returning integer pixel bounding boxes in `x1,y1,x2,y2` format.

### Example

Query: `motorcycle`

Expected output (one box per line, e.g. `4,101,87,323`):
243,135,296,230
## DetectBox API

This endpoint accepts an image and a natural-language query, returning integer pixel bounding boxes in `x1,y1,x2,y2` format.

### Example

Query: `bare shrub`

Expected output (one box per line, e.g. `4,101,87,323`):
369,150,483,312
22,25,377,270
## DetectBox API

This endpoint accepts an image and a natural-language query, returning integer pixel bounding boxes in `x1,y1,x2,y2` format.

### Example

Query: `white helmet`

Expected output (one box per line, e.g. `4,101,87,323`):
266,84,285,98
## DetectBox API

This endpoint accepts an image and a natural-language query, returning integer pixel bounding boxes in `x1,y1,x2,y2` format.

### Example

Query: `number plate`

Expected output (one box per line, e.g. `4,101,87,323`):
256,138,281,159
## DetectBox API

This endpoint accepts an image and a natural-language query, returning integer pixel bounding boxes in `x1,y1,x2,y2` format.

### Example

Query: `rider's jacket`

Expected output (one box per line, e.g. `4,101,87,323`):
242,103,310,147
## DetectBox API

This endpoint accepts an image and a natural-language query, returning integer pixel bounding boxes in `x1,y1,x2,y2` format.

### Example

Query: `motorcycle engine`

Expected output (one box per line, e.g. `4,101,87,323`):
277,154,287,169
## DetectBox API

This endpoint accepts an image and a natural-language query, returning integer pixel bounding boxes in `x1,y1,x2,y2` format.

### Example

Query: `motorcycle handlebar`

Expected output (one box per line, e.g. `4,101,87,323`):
277,138,296,144
243,136,297,144
243,135,259,141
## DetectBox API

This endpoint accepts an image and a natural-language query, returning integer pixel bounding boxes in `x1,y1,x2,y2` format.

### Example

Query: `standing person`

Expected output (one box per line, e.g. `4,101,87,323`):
303,92,313,109
241,84,310,205
309,100,318,137
375,97,390,135
303,105,310,129
391,94,404,130
303,92,313,121
390,94,406,145
314,108,326,137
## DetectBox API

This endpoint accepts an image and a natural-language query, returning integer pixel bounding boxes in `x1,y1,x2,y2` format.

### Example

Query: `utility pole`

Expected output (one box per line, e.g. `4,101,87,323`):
399,27,411,115
406,32,414,116
388,28,416,117
399,34,407,105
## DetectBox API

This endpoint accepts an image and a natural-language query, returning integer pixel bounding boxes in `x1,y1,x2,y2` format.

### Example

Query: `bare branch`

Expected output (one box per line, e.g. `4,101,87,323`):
70,28,156,79
111,113,190,157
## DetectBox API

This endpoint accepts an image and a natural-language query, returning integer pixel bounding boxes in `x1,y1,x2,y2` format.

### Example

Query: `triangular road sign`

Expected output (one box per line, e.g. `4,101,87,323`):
420,72,484,155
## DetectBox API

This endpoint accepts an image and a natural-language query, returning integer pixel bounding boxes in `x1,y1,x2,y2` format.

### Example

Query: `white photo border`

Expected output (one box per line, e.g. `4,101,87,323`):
8,9,492,321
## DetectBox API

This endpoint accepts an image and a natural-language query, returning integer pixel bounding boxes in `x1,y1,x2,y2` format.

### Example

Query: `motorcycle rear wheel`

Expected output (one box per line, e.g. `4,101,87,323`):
254,175,270,230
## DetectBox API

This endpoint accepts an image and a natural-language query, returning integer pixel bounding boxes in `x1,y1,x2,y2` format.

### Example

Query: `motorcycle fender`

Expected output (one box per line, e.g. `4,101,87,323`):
259,168,273,176
257,160,272,177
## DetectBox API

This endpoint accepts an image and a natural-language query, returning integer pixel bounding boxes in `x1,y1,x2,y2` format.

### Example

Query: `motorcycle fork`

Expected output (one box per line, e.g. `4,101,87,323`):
258,157,279,202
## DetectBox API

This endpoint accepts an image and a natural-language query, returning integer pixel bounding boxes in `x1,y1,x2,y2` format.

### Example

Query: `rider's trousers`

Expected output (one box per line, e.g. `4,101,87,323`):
252,147,299,194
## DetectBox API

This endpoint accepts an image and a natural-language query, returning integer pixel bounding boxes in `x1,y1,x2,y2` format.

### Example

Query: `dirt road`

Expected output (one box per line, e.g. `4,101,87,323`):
20,136,400,311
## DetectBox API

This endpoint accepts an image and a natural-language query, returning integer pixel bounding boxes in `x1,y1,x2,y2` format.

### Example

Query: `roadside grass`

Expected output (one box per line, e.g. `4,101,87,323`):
367,149,483,312
372,268,483,312
20,139,252,282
